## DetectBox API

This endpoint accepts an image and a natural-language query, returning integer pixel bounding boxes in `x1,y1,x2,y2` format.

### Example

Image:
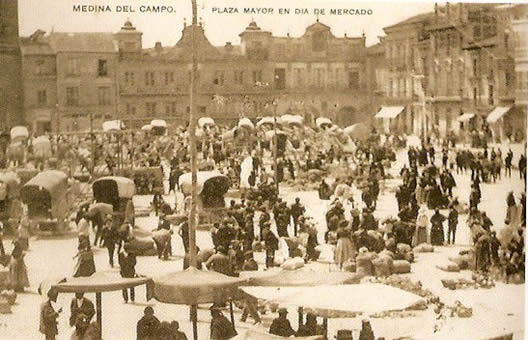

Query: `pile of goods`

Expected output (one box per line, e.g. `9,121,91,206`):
0,290,17,314
413,243,434,253
346,245,413,277
441,273,495,290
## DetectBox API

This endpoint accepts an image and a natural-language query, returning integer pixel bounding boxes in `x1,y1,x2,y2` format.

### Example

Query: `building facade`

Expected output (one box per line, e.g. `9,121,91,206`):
0,0,23,130
117,20,372,130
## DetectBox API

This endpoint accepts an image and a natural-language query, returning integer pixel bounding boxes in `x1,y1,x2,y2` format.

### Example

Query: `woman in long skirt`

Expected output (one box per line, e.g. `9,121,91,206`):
8,240,30,292
334,224,355,270
414,206,429,246
73,238,96,277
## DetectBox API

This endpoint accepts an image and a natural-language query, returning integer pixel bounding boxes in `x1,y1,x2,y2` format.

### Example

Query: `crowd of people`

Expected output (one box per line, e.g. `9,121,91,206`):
0,118,525,339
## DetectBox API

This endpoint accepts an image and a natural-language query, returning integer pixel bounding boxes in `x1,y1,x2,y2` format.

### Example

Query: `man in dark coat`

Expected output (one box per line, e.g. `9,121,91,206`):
269,308,295,337
447,206,458,245
69,292,95,327
210,307,237,340
205,246,233,276
262,224,278,269
137,306,161,340
430,209,446,245
119,243,137,303
289,197,305,237
40,289,62,340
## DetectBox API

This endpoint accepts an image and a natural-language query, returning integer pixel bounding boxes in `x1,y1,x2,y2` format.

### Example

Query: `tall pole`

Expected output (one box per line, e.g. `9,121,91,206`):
188,0,198,269
90,112,95,175
273,101,279,194
189,3,199,340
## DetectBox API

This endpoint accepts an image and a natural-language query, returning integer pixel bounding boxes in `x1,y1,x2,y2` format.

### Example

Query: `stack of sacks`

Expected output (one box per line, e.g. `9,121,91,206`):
128,236,157,256
343,259,356,272
356,248,376,276
280,257,305,270
395,243,414,262
372,254,394,277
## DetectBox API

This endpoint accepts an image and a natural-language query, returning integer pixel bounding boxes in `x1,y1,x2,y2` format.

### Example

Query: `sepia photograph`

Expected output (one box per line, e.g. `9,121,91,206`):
0,0,527,339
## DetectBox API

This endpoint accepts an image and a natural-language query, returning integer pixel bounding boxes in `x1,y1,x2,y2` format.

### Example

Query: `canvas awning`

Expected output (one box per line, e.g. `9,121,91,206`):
457,113,475,122
487,106,512,123
375,106,404,119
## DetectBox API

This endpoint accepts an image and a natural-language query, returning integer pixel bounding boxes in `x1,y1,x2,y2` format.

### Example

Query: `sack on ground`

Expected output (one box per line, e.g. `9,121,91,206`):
372,255,393,277
414,244,434,253
356,254,374,276
343,259,356,272
436,261,460,272
393,260,411,274
397,243,412,254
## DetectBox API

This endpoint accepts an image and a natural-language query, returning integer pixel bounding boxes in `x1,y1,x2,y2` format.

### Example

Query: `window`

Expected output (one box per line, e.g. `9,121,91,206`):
277,44,286,57
274,68,286,89
146,102,157,115
126,103,136,116
97,59,108,77
488,85,494,105
66,87,79,106
214,71,225,86
294,68,304,87
124,71,135,85
145,72,155,86
199,106,206,114
348,71,359,89
67,58,80,76
97,87,111,106
37,90,47,107
505,72,514,89
312,31,327,52
164,72,174,85
473,87,478,104
35,60,45,75
252,70,262,84
234,71,244,85
165,102,176,115
472,58,478,77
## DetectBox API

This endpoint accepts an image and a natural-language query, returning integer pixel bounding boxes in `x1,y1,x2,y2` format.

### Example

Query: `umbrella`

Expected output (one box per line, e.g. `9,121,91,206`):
153,267,247,340
242,283,424,318
233,329,323,340
343,123,369,141
315,118,332,129
238,118,254,129
151,119,167,128
44,272,152,339
141,124,153,131
10,126,29,143
240,269,361,287
257,117,277,127
198,117,215,128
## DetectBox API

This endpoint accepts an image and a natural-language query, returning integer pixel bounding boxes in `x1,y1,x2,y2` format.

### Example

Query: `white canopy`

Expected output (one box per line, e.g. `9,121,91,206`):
10,126,29,142
282,114,304,125
375,106,404,119
198,117,215,128
238,117,254,129
315,117,332,128
102,120,123,132
241,283,423,317
151,119,167,128
256,117,276,127
457,113,475,122
141,124,153,131
487,106,511,123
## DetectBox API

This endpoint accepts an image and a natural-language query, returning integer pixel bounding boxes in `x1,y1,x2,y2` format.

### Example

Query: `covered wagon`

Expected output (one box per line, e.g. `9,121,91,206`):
92,176,136,226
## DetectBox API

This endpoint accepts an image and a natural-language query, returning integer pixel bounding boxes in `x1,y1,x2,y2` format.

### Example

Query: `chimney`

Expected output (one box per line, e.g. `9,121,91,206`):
155,41,162,53
225,42,233,51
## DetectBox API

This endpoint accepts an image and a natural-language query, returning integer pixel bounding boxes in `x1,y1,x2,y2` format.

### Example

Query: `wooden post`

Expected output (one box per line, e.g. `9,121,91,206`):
188,0,199,269
191,304,198,340
323,317,328,338
229,299,236,331
298,307,303,329
96,292,102,339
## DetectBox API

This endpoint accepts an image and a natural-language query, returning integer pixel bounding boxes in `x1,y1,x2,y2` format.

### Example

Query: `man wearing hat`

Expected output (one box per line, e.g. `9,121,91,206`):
205,246,233,276
137,306,160,340
210,306,237,340
40,288,63,340
269,308,295,337
119,243,137,303
262,223,278,269
335,329,354,340
69,292,95,327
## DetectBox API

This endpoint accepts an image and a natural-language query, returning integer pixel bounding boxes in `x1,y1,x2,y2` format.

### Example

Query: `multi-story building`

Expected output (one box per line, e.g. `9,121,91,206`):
0,0,23,130
20,30,57,135
117,19,372,130
380,2,527,141
380,11,434,136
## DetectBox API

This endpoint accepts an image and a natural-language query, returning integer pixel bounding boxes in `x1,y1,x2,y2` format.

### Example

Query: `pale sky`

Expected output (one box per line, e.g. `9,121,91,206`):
18,0,525,48
18,0,440,47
